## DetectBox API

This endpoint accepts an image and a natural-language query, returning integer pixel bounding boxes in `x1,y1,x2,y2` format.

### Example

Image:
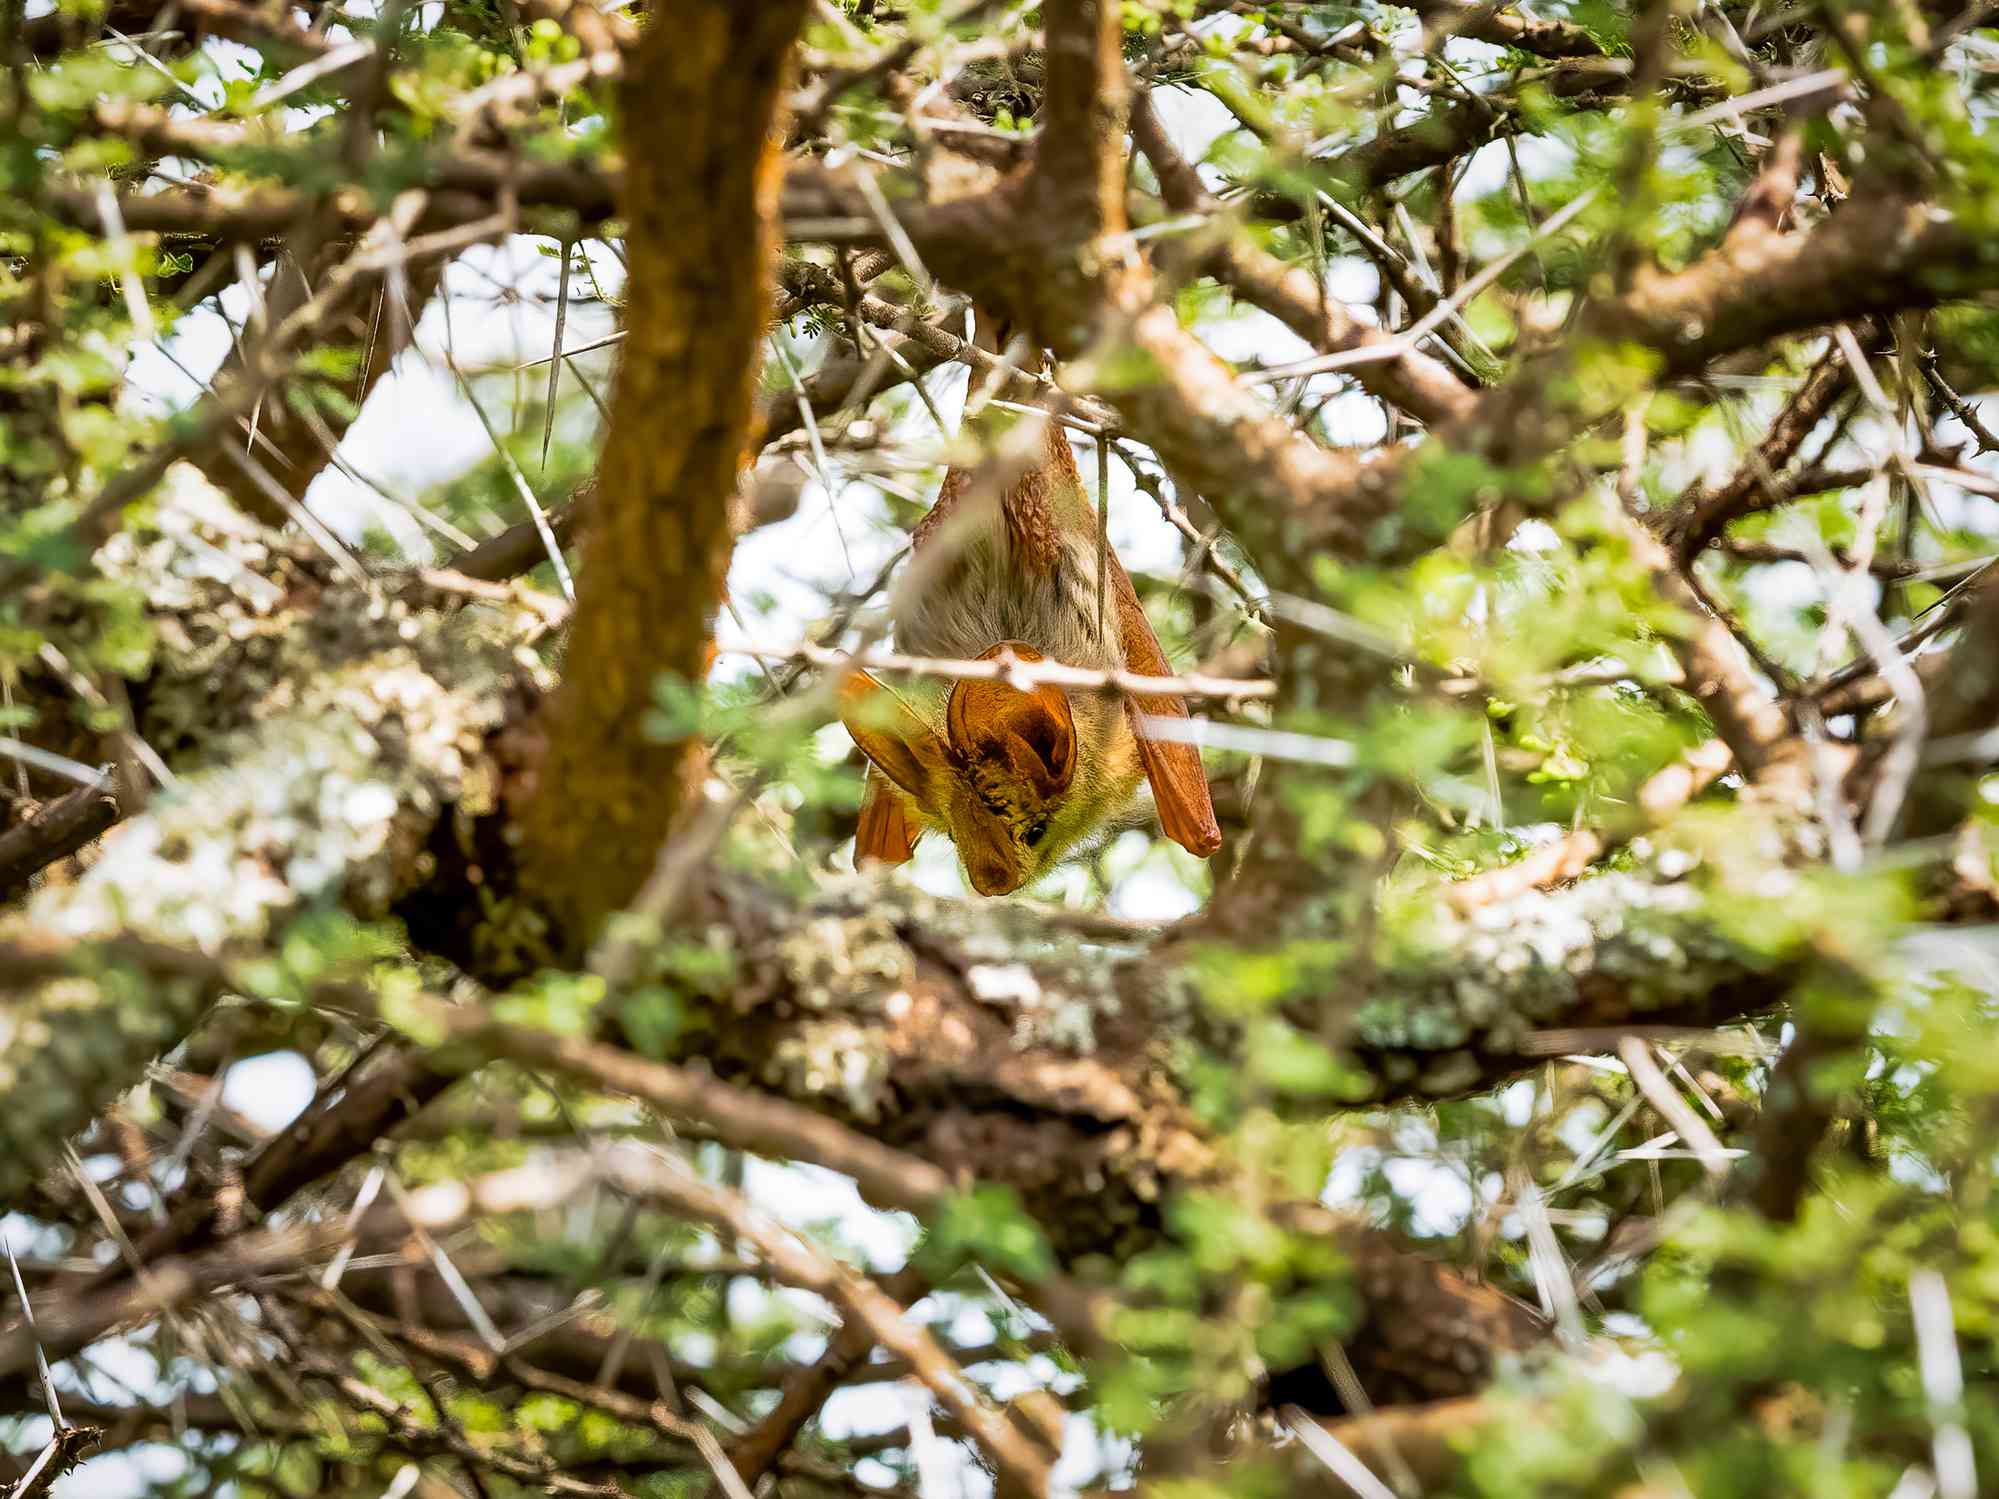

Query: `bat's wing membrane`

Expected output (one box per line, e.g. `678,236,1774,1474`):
1108,554,1222,858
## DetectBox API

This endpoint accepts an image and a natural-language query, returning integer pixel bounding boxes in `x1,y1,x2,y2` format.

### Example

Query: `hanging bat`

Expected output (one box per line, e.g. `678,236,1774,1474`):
839,373,1221,896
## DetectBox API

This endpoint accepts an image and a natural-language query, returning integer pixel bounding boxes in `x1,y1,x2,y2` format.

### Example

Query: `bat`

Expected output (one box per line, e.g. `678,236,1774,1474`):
839,346,1221,896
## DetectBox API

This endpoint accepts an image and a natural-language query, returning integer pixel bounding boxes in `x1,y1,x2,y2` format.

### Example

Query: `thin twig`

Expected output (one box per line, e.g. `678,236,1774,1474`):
722,640,1274,701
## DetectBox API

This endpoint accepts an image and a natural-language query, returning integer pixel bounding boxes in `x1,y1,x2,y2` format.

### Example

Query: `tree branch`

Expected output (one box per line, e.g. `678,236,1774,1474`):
1129,89,1476,429
0,778,122,900
513,0,810,944
0,496,536,1204
1664,344,1860,557
616,1148,1060,1499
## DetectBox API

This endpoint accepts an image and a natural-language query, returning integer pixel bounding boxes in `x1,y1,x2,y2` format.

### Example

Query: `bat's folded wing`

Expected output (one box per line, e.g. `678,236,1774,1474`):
1110,554,1222,858
855,767,921,865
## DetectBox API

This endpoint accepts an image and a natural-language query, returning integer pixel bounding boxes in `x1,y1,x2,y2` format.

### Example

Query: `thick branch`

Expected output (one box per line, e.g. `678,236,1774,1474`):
0,779,123,899
1130,90,1476,429
0,483,534,1203
1595,199,1977,373
513,0,810,943
1413,0,1608,56
1663,344,1858,557
1619,507,1811,798
1034,0,1128,245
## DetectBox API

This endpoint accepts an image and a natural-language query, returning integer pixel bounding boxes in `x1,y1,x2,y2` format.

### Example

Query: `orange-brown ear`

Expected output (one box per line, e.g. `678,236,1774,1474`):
840,670,948,804
946,646,1076,800
855,767,921,866
1107,565,1222,858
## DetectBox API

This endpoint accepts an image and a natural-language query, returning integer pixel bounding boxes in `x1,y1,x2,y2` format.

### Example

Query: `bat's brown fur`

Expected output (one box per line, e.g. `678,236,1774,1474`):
842,410,1220,896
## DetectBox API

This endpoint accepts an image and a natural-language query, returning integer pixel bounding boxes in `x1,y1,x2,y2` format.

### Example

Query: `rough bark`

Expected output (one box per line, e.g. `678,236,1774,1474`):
0,471,538,1202
784,153,1999,584
513,0,811,945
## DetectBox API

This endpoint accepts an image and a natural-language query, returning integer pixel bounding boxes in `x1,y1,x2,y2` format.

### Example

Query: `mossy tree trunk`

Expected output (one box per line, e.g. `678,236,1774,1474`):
514,1,810,947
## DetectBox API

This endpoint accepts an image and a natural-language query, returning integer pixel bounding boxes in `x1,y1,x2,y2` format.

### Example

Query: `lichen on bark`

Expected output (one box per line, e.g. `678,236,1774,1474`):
0,467,542,1201
639,855,1780,1238
1355,862,1781,1096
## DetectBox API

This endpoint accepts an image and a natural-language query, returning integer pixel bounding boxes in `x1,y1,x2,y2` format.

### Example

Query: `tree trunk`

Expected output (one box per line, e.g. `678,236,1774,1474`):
514,1,810,946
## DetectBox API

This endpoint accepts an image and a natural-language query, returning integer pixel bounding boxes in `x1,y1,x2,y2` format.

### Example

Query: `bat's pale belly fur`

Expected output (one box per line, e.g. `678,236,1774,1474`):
899,514,1120,674
896,516,1150,865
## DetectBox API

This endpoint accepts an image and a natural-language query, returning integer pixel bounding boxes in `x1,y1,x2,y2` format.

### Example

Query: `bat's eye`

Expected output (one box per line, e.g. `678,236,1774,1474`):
1023,824,1047,849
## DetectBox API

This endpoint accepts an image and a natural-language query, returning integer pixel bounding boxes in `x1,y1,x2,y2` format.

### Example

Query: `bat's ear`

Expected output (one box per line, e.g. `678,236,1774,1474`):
946,646,1076,801
840,671,949,804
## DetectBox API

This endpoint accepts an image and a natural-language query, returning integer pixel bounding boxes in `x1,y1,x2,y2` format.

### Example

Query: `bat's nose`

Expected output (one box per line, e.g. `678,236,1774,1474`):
965,855,1023,897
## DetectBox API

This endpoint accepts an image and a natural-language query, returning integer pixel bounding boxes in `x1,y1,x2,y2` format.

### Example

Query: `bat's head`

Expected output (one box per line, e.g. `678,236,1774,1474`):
840,645,1141,895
